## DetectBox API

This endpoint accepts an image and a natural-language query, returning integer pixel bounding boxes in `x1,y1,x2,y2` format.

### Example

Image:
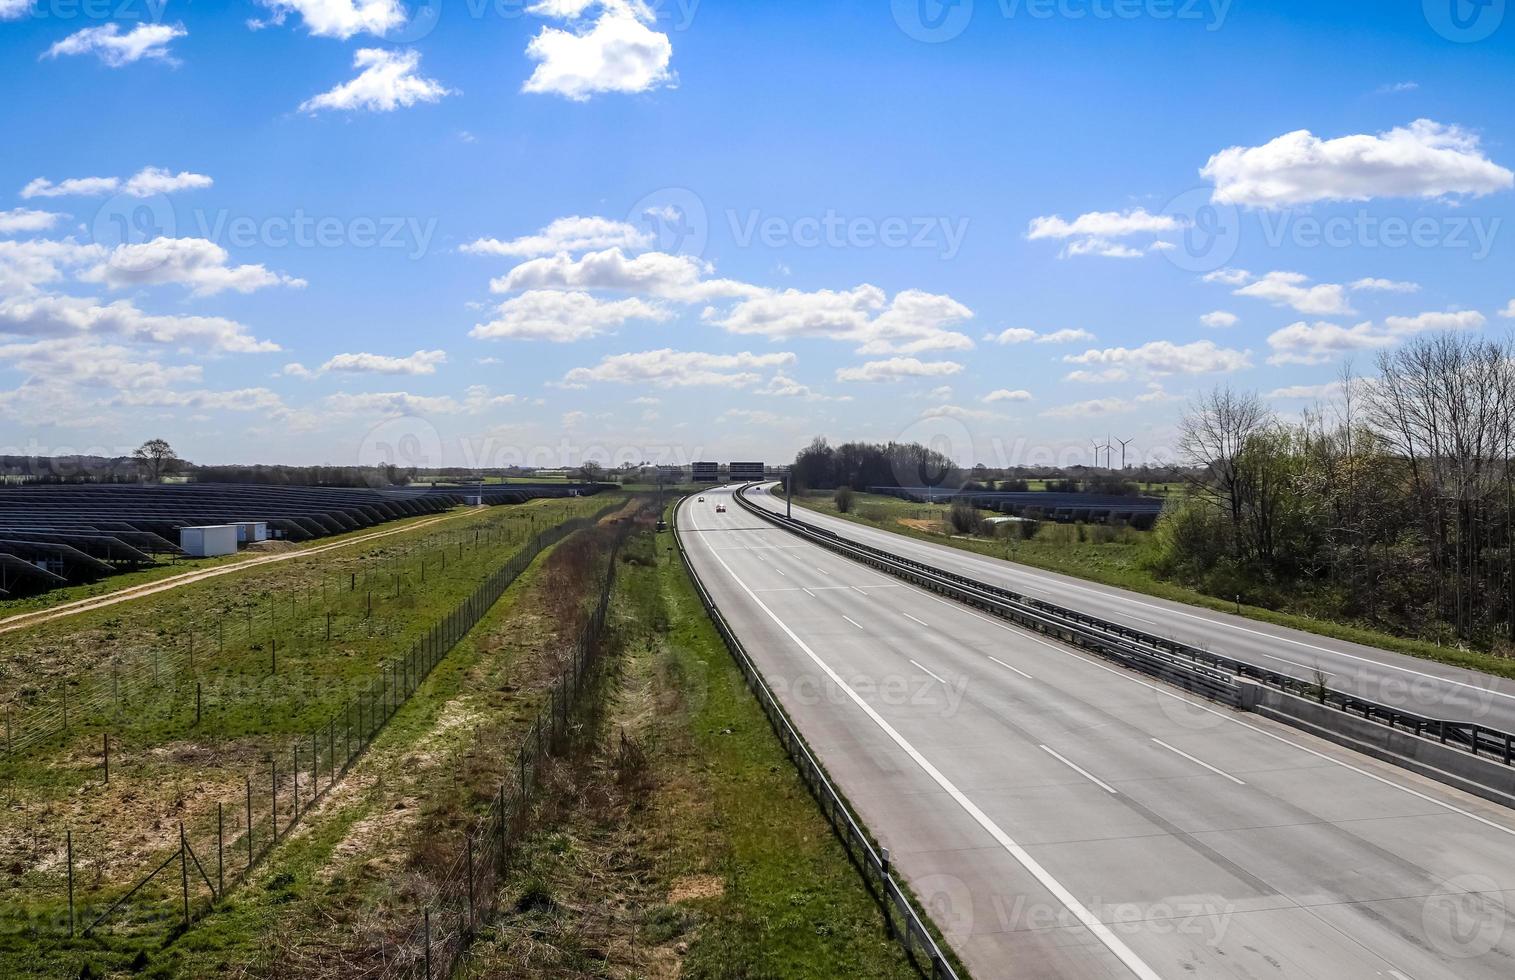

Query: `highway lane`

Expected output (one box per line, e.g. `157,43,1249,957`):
743,483,1515,731
680,485,1515,980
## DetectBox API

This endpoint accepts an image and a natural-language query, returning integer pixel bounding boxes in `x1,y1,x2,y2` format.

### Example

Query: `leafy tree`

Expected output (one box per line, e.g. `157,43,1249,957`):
132,438,179,482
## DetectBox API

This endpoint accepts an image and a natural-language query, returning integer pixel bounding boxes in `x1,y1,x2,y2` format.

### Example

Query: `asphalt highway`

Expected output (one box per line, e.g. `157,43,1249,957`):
742,483,1515,732
679,485,1515,980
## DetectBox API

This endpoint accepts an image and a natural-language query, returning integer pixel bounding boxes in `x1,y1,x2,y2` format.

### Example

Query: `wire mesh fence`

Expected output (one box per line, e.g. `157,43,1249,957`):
379,514,634,979
2,508,592,759
54,500,626,947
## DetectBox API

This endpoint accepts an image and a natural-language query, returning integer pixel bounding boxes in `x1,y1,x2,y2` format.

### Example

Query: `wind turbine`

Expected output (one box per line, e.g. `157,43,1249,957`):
1116,437,1133,470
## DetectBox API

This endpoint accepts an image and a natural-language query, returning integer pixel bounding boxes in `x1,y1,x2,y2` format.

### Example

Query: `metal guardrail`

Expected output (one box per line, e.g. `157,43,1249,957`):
671,497,961,980
734,486,1515,769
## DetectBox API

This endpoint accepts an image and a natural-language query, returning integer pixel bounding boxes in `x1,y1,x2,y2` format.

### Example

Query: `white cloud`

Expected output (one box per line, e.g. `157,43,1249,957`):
0,238,104,294
1064,340,1251,377
79,237,305,296
1202,267,1251,286
117,386,292,415
922,403,1002,421
1501,300,1515,319
983,388,1032,403
0,293,278,353
1350,277,1420,293
834,357,963,383
721,407,805,426
1267,381,1345,400
462,216,652,258
1027,207,1180,259
1201,119,1514,208
21,166,211,199
756,373,848,401
321,349,448,375
984,327,1093,345
1266,320,1391,365
1383,310,1485,334
324,385,518,418
523,0,674,101
1041,397,1139,419
1234,271,1351,315
1065,368,1130,384
1200,310,1238,329
0,0,30,19
495,247,760,302
300,48,453,113
252,0,407,39
1376,81,1419,95
561,348,795,388
0,337,203,390
471,289,668,342
44,22,187,67
0,209,64,235
709,284,974,355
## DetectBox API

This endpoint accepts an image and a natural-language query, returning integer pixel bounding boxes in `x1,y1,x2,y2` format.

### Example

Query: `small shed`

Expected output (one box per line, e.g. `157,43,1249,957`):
234,522,269,543
180,525,239,557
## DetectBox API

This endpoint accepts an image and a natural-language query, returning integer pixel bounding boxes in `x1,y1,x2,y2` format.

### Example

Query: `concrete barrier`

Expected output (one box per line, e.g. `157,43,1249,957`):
1238,679,1515,810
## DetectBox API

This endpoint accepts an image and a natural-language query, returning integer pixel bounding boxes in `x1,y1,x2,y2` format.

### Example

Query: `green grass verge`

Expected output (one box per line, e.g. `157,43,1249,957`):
800,490,1515,681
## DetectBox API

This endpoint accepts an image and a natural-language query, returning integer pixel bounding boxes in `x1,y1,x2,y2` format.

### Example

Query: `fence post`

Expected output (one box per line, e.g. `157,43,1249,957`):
217,802,224,897
424,908,432,980
292,746,300,823
466,836,476,932
195,682,202,727
246,774,254,868
271,758,278,841
497,785,508,872
179,822,190,928
103,732,109,785
66,829,75,938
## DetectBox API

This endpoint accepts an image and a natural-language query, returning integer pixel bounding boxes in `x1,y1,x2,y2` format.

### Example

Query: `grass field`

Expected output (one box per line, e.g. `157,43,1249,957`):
0,495,625,974
798,489,1515,680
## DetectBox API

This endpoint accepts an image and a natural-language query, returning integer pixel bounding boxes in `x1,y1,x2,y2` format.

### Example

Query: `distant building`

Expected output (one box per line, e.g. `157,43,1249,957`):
729,461,765,482
692,461,720,483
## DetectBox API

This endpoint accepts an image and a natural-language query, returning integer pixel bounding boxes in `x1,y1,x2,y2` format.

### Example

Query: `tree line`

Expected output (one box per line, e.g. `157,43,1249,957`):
1165,332,1515,648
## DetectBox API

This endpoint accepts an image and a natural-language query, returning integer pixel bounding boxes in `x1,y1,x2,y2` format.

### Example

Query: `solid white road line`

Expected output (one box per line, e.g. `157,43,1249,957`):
1040,745,1120,794
1151,738,1247,785
802,587,816,597
852,586,869,596
988,655,1033,680
842,615,865,630
683,500,1162,980
910,659,946,684
903,612,929,628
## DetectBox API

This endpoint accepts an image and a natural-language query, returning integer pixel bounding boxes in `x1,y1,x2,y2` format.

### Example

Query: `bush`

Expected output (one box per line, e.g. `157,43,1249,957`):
858,504,889,522
947,498,982,535
999,479,1029,492
833,486,855,513
1017,519,1040,540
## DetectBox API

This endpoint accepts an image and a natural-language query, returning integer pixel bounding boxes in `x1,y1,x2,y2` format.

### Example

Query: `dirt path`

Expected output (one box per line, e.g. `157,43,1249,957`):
0,509,470,636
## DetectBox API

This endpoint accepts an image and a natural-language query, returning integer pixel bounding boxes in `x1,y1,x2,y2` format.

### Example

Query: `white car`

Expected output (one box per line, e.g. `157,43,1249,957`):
715,503,726,513
698,496,705,502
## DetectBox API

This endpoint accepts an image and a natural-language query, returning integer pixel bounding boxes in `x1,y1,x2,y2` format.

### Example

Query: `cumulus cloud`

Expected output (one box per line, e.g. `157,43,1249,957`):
44,23,187,67
834,357,963,383
471,289,668,341
324,385,518,418
0,0,30,19
22,167,211,199
1202,267,1251,286
1383,310,1485,334
321,349,448,375
462,216,652,258
561,348,794,388
1065,340,1251,377
79,237,305,296
1266,320,1393,365
1201,119,1514,208
495,246,760,302
708,284,974,355
1040,397,1140,419
0,209,63,235
522,0,674,101
1200,310,1238,328
1233,270,1352,315
1026,207,1180,258
985,327,1093,345
1501,300,1515,319
755,373,848,401
300,48,453,113
1267,381,1346,400
1350,277,1420,293
0,337,203,391
983,388,1032,403
0,293,278,353
252,0,408,39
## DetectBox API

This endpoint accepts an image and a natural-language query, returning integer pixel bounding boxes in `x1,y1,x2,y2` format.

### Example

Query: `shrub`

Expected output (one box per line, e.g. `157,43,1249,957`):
947,498,982,535
833,486,855,513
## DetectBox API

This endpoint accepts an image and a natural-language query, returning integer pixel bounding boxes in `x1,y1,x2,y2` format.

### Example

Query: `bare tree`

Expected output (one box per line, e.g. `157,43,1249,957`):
132,438,179,483
1177,386,1272,558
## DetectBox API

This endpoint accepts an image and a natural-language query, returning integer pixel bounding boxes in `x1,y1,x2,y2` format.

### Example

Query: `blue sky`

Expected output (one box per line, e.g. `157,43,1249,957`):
2,0,1513,471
